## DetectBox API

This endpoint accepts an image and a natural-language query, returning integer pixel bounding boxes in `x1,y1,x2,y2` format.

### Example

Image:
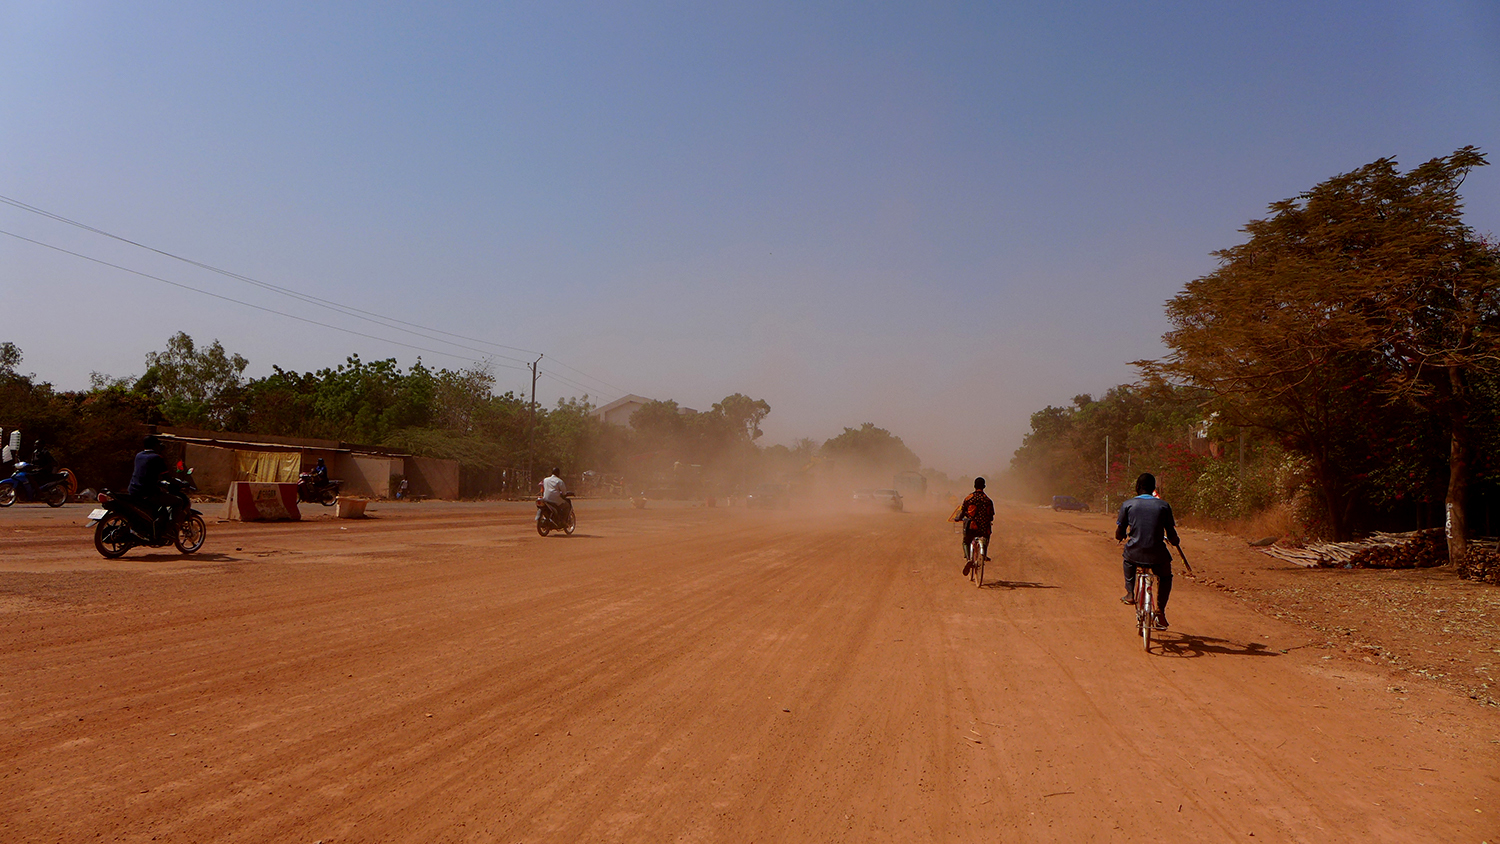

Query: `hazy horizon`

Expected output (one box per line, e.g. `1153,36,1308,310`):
4,2,1498,477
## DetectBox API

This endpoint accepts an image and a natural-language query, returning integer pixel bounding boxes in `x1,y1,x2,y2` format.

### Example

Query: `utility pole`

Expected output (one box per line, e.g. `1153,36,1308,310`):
527,354,543,491
1104,435,1110,513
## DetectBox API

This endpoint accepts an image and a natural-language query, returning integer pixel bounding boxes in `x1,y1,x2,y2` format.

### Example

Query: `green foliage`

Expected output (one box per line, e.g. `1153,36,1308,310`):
0,345,158,491
820,422,920,487
1140,147,1500,541
534,396,600,472
7,333,915,502
712,393,771,442
1007,384,1206,507
383,427,508,469
138,332,249,430
0,342,21,376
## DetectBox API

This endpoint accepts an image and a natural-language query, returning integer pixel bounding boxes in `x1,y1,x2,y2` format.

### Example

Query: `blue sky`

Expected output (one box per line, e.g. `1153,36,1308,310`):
3,1,1498,475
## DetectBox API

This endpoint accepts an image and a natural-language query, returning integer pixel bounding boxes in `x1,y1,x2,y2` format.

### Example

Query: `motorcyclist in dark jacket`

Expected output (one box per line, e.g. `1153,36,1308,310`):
128,436,174,537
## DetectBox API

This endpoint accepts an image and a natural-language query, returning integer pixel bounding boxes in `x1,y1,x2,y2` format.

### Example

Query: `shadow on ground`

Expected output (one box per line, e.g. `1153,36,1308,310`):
980,579,1057,590
1153,633,1282,659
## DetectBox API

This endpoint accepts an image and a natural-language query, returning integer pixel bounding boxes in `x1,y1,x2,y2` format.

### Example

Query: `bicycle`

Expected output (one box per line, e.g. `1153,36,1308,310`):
967,535,987,588
1131,544,1191,652
1131,564,1158,651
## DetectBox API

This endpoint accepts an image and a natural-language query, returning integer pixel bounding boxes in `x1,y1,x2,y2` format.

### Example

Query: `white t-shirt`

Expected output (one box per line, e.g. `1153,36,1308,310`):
540,474,569,504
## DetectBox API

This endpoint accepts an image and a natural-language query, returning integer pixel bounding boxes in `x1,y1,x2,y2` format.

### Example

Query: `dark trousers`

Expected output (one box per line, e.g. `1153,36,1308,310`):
1125,559,1173,611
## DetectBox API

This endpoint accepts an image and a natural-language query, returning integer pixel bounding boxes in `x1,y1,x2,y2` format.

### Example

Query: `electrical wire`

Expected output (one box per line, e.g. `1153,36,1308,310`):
0,194,629,399
0,227,528,373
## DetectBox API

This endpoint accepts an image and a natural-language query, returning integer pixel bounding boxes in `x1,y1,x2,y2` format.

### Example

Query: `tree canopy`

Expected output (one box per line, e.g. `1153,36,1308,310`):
2,335,862,500
1139,147,1500,551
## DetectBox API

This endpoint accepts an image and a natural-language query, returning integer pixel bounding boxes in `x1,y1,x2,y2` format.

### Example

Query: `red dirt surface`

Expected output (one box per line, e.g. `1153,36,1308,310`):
1,499,1496,842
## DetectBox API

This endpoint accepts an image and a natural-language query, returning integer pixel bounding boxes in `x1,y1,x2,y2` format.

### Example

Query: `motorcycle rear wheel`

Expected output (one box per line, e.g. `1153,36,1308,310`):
536,518,551,536
0,485,14,507
174,514,206,554
94,513,133,558
44,485,67,507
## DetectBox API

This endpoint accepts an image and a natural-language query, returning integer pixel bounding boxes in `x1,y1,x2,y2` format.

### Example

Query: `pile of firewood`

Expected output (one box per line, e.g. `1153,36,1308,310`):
1458,542,1500,585
1258,528,1447,569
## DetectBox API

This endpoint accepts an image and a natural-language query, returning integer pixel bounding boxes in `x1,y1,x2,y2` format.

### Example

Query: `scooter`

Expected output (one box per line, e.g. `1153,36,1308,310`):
297,473,342,506
0,462,73,507
87,469,206,558
535,493,576,536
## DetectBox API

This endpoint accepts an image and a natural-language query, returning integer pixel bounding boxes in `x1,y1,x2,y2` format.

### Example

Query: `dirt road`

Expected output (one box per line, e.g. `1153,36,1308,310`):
1,500,1495,842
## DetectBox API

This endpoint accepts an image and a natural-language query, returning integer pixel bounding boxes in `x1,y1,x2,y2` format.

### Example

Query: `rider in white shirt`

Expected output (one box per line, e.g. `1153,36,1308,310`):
539,468,571,521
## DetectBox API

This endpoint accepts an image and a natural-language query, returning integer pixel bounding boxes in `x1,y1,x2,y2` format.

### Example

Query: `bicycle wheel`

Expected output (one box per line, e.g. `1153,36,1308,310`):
1140,576,1154,652
971,537,985,587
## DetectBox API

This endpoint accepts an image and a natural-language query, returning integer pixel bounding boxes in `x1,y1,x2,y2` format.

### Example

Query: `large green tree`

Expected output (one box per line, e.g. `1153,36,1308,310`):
1142,148,1500,552
820,422,920,487
137,332,249,430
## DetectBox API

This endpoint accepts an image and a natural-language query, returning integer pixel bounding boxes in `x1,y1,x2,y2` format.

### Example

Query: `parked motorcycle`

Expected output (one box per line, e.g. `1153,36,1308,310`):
87,469,205,558
0,462,74,507
535,493,576,536
297,473,342,506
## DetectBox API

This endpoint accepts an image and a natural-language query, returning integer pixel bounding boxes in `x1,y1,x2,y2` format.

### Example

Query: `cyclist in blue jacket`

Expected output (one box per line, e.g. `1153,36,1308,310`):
1116,472,1181,629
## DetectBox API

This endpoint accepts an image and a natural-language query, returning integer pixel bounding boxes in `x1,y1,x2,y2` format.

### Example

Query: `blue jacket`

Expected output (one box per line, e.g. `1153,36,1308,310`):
128,449,168,497
1115,494,1180,565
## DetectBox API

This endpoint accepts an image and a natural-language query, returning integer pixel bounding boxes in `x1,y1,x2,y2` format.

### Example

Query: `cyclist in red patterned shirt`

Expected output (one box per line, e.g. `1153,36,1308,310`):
953,477,995,575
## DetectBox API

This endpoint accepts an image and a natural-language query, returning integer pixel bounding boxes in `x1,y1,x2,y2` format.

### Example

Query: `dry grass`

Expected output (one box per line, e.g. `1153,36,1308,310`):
1184,502,1305,545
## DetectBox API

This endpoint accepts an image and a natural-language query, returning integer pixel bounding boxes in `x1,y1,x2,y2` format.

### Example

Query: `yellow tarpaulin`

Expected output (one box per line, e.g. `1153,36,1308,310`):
235,450,302,483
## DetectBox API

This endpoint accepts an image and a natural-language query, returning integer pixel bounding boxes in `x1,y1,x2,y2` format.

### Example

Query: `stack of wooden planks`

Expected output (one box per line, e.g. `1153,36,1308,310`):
1258,528,1447,569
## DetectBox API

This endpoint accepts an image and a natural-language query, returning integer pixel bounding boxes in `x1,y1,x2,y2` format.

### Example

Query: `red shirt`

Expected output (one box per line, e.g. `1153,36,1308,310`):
958,490,994,531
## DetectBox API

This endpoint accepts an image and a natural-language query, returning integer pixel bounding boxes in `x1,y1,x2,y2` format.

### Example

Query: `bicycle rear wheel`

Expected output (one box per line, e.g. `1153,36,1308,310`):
1138,575,1154,652
970,537,985,587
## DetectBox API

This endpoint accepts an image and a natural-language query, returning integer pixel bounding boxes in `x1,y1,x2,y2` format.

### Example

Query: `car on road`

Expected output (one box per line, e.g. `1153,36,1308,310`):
851,489,875,505
1051,495,1090,512
872,489,904,512
746,483,790,509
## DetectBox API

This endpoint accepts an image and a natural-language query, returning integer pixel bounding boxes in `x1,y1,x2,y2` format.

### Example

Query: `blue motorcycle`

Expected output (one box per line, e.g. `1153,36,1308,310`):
0,462,73,507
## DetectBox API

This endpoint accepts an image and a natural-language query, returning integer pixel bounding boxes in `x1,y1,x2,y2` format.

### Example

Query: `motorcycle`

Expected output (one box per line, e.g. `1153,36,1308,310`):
297,473,342,506
87,469,206,558
535,493,576,536
0,462,74,507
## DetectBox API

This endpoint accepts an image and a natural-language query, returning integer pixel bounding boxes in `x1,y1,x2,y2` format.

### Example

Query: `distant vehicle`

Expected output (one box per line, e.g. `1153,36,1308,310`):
0,462,73,507
872,488,904,511
297,473,342,506
746,483,790,509
851,489,875,505
1052,495,1090,512
535,493,576,536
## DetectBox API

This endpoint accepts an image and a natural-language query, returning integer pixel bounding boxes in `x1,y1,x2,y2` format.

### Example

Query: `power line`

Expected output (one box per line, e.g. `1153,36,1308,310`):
0,194,536,368
0,194,629,398
0,227,528,373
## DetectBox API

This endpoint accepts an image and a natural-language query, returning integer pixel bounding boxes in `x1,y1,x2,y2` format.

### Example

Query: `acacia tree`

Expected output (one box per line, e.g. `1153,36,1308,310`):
138,332,249,430
1142,148,1500,553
